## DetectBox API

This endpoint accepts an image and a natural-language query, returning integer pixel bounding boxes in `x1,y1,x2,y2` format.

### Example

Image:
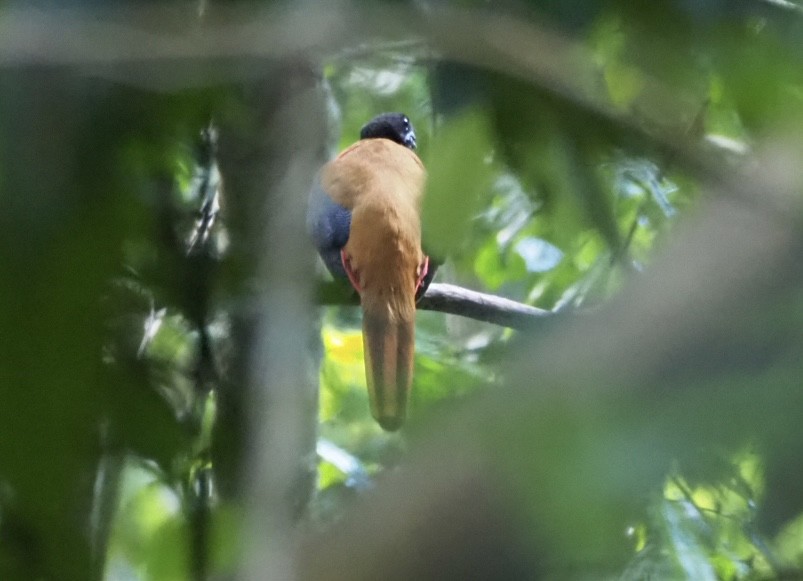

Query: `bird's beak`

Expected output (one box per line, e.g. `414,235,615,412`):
404,131,417,150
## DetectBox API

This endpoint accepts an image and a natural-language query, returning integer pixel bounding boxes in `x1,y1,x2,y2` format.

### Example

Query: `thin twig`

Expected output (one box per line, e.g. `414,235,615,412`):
187,458,211,581
754,0,803,14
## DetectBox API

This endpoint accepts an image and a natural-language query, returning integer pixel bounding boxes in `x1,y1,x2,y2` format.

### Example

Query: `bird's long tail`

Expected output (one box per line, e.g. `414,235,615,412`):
362,311,415,431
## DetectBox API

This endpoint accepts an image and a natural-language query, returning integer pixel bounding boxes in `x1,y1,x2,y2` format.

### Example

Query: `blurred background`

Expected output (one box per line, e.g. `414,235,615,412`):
0,1,802,579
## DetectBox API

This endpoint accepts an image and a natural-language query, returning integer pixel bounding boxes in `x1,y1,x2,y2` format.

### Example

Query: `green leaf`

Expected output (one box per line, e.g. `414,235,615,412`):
422,110,496,258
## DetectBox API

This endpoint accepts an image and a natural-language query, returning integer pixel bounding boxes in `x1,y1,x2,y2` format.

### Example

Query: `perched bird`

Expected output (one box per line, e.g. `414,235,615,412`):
308,113,434,431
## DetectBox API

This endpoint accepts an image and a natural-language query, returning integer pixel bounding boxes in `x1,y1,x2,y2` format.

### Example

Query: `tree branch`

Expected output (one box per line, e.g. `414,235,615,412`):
317,281,554,330
418,283,552,329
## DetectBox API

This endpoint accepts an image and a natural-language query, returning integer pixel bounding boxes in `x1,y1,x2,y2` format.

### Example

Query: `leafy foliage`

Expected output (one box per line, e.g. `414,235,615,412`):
0,1,801,579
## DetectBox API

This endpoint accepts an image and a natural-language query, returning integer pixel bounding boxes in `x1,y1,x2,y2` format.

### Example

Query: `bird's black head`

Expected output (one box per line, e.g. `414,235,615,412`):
360,113,417,150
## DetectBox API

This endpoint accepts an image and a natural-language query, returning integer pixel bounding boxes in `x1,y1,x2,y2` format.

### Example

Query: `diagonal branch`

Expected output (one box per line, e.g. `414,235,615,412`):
317,281,553,330
418,283,552,329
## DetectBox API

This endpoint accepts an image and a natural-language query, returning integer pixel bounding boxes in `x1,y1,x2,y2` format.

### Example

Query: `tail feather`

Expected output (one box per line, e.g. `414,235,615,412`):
362,312,415,431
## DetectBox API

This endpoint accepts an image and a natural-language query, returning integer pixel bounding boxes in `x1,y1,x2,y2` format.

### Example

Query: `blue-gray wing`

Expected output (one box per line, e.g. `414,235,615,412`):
307,180,351,280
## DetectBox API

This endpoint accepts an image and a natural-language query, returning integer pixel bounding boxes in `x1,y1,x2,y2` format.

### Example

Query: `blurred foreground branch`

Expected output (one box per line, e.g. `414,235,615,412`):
215,64,327,581
0,3,785,206
298,174,803,580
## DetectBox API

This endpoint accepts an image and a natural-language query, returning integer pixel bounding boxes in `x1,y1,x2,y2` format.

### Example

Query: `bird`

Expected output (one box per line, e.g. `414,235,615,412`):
308,113,435,431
